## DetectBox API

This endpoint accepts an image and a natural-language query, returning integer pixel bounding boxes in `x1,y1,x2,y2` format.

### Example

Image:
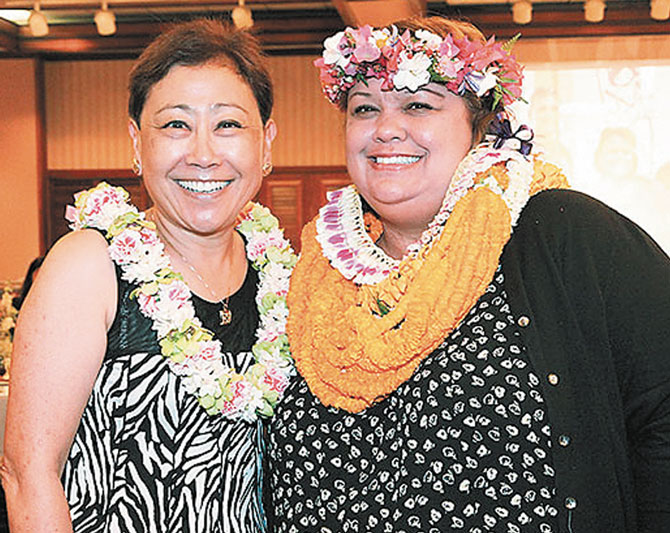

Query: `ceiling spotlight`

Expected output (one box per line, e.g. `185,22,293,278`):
651,0,670,20
512,0,533,24
95,1,116,36
28,2,48,37
584,0,606,23
232,0,253,29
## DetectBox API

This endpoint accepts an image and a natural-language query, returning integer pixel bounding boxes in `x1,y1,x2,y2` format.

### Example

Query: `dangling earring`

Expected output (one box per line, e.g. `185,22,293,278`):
262,162,273,177
132,157,142,176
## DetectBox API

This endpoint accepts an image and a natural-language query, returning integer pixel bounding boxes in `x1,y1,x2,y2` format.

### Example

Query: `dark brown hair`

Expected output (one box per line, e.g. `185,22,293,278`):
128,18,273,126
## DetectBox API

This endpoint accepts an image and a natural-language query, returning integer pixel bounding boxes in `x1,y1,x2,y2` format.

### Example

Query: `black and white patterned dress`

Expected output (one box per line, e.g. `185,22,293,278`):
62,262,266,533
269,269,559,533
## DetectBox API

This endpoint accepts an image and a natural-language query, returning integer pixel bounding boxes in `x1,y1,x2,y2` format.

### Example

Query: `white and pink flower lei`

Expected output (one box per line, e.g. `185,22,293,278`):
317,141,535,285
66,182,297,422
315,24,524,109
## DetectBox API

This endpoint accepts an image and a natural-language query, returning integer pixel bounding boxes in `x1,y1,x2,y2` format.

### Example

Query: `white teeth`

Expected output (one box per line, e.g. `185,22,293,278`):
176,180,230,193
373,155,420,165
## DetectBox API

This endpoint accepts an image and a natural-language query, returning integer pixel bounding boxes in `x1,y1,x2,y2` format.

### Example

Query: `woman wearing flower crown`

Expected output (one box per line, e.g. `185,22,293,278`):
268,15,670,533
2,20,297,532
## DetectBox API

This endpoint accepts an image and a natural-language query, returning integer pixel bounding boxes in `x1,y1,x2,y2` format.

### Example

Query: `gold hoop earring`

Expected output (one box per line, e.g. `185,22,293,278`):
262,162,273,177
132,157,142,176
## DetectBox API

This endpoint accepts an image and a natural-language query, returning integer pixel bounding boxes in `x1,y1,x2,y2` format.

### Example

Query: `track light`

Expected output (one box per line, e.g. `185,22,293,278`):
232,0,253,29
94,1,116,36
584,0,605,22
28,2,48,37
651,0,670,20
512,0,533,24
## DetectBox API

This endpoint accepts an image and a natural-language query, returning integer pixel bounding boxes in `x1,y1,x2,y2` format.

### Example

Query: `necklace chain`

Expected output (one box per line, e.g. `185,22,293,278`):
178,252,232,325
150,210,232,325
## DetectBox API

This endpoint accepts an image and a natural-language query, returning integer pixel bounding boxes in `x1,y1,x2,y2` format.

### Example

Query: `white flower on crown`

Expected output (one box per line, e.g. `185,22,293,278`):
414,29,442,51
323,30,351,68
476,67,500,97
371,28,391,48
394,50,432,92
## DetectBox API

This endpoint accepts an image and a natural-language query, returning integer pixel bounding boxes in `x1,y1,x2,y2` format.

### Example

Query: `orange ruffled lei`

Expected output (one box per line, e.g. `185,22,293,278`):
287,158,568,413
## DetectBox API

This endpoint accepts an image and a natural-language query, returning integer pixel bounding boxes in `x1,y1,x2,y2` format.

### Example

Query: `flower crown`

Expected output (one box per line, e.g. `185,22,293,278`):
314,24,524,109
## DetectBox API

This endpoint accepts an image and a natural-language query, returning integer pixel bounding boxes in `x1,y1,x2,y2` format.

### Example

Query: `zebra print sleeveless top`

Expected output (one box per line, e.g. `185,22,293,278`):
62,261,266,533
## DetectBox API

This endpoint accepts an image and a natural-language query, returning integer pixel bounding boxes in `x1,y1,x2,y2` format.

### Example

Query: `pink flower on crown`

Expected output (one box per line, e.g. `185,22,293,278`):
468,37,505,71
437,55,464,80
352,26,382,63
438,34,460,58
435,36,463,79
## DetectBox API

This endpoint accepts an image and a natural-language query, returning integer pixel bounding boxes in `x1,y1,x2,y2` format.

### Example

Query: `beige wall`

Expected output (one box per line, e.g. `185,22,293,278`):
45,60,135,170
0,59,41,281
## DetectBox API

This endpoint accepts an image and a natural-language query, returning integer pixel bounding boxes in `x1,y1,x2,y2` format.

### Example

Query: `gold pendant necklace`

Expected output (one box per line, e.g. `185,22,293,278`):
177,252,232,326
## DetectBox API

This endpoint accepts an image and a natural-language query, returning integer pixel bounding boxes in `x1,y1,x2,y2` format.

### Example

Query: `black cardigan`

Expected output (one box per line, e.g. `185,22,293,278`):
501,189,670,532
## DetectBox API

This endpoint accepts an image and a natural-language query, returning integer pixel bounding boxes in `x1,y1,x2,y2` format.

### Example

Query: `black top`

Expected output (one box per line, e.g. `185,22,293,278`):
268,189,670,533
62,258,267,533
106,263,259,361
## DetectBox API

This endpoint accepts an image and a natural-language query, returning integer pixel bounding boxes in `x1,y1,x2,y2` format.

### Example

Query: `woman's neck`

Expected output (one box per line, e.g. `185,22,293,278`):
375,223,424,260
147,208,246,299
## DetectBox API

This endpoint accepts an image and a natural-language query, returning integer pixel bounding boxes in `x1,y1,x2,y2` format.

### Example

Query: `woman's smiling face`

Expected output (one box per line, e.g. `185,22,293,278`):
345,78,472,233
129,62,276,236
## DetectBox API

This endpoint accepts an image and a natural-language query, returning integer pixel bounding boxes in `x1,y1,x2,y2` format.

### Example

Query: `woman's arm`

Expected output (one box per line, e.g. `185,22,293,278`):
1,229,117,532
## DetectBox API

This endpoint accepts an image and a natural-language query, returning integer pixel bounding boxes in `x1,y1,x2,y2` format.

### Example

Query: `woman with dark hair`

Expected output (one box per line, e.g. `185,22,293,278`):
268,15,670,533
2,19,295,532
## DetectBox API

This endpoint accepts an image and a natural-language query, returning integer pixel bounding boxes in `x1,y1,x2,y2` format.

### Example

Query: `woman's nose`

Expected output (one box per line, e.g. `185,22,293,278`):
186,129,219,168
374,110,407,143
